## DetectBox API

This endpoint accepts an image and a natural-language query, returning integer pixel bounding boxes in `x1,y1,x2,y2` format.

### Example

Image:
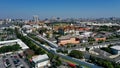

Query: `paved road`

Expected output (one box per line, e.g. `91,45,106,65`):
7,55,16,68
26,36,102,68
0,57,5,68
1,54,29,68
17,55,29,68
37,35,58,48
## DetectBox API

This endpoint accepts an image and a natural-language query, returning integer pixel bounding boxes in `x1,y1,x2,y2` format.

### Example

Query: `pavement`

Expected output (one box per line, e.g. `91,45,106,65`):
18,56,29,68
0,54,29,68
7,55,16,68
0,57,5,68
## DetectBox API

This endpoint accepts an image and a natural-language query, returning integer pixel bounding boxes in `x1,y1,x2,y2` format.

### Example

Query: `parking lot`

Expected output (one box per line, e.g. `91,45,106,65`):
0,53,29,68
0,57,5,68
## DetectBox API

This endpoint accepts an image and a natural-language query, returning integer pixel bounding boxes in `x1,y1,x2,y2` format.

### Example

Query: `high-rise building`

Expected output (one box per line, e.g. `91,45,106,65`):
33,15,39,23
6,18,12,23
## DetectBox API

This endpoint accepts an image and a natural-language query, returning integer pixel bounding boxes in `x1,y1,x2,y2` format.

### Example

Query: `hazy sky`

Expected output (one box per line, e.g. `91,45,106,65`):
0,0,120,19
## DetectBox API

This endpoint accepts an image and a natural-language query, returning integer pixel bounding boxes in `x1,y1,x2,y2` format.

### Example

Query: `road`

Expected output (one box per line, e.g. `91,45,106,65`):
7,55,16,68
37,35,58,48
26,35,102,68
0,57,5,68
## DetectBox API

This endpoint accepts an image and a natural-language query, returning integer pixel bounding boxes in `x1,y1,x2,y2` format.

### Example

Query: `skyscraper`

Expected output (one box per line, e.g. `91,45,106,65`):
33,15,39,23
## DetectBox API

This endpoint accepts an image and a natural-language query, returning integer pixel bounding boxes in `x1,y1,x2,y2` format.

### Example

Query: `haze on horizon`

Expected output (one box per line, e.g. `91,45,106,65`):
0,0,120,19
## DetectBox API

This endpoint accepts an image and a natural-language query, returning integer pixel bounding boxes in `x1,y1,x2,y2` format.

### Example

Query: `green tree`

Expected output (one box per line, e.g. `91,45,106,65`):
98,40,104,43
0,44,21,53
68,50,83,59
15,28,46,55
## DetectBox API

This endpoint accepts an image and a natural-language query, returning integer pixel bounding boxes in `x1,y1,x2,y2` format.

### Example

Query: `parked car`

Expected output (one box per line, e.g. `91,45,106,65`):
3,58,11,68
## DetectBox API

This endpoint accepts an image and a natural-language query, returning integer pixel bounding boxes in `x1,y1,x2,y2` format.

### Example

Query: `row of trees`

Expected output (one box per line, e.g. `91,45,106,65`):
57,49,68,54
101,47,113,54
89,56,120,68
0,44,21,53
38,28,47,35
88,37,95,44
68,50,83,59
88,37,105,44
15,28,46,55
101,44,114,54
95,26,118,32
107,34,120,39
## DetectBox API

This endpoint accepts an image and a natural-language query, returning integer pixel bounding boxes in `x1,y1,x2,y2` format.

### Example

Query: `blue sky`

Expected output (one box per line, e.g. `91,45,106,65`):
0,0,120,19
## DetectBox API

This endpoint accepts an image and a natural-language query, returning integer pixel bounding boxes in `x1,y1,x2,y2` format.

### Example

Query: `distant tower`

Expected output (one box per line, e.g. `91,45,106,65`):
33,15,39,23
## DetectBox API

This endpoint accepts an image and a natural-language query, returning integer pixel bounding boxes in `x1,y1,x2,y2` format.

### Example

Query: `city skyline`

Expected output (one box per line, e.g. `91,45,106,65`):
0,0,120,19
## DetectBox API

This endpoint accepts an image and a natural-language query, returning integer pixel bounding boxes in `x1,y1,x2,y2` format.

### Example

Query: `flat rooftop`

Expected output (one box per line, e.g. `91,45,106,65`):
0,39,29,50
111,45,120,50
32,54,49,63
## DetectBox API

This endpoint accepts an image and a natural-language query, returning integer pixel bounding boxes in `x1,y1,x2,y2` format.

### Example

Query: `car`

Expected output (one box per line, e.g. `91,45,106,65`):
18,54,23,58
14,56,18,58
13,59,21,67
16,64,24,68
3,55,7,59
19,64,24,67
5,59,9,61
16,59,20,62
3,58,11,68
13,60,18,64
21,66,25,68
10,55,13,58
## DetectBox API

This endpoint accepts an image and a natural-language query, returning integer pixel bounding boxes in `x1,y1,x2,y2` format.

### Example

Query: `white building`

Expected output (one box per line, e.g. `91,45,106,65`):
6,18,12,22
81,31,92,37
22,25,32,30
32,54,50,68
87,23,119,26
111,46,120,55
0,39,29,50
32,25,40,29
0,21,3,24
22,25,33,33
33,15,39,23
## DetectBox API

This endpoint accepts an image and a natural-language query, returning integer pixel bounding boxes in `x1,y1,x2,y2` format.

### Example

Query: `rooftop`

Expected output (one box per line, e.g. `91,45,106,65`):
0,39,29,50
111,45,120,50
0,23,13,28
32,54,49,63
94,34,106,38
58,35,81,40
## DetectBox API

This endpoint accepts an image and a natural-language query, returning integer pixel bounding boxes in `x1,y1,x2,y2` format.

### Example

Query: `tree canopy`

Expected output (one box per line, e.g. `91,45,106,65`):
68,50,83,59
0,44,21,53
